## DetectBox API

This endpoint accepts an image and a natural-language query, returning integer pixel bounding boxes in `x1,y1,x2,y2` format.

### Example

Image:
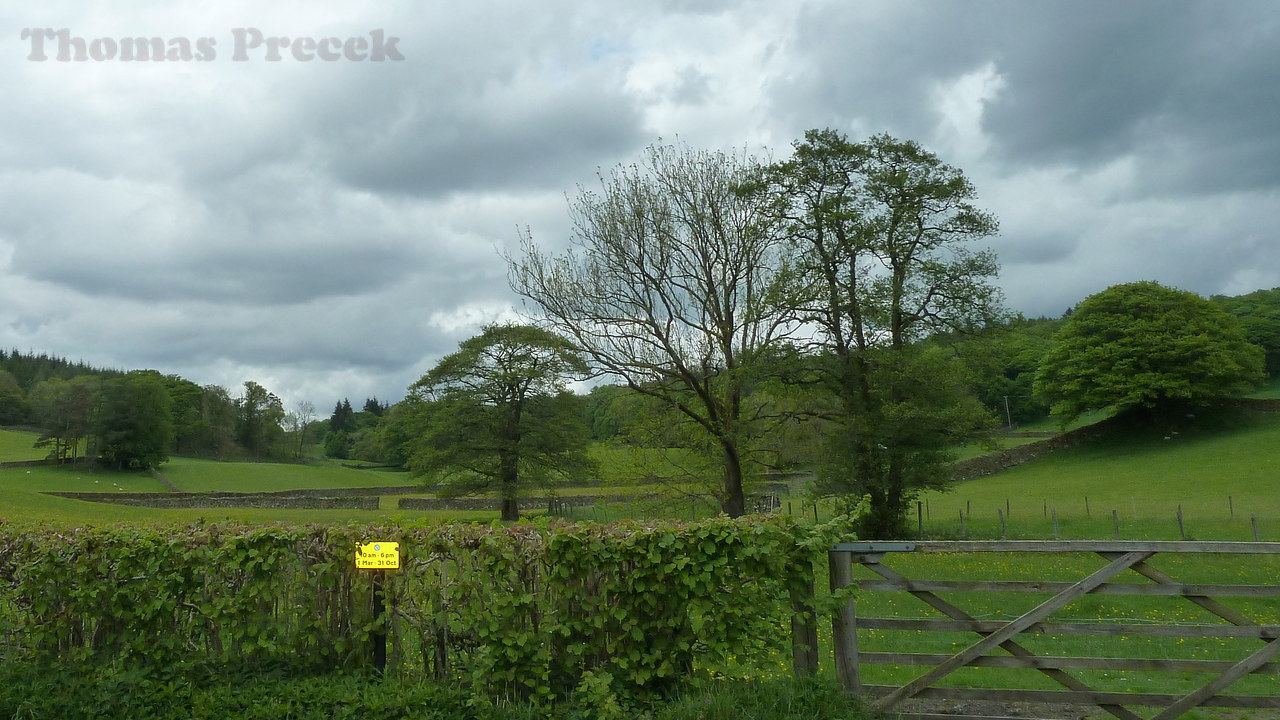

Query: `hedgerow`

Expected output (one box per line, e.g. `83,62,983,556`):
0,513,854,707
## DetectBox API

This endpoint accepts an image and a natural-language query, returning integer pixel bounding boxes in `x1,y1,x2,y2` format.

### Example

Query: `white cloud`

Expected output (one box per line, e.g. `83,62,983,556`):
931,62,1006,163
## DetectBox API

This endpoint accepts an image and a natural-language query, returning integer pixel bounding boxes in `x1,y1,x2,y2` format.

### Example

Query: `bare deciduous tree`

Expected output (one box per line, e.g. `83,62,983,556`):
509,142,793,516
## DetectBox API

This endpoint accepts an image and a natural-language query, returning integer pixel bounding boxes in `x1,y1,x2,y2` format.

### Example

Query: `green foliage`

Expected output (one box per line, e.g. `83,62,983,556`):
348,400,417,465
236,381,287,458
329,398,357,435
1036,281,1266,422
407,324,593,520
1212,286,1280,374
0,368,27,424
0,665,867,720
324,429,352,459
95,371,175,470
941,316,1059,426
0,516,833,708
163,375,209,456
581,384,632,442
0,665,474,720
808,345,996,534
655,677,868,720
29,375,100,464
192,383,240,458
0,349,123,395
764,129,1002,538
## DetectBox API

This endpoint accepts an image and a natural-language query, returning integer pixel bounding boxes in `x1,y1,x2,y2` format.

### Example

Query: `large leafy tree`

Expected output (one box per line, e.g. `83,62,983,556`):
95,371,174,470
198,384,239,458
762,129,1003,538
30,375,100,464
406,324,593,521
236,381,286,458
510,142,792,517
1035,281,1266,422
162,375,207,456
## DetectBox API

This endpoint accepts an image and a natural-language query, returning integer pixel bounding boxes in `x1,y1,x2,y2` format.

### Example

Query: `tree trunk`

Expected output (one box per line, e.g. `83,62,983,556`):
720,440,746,517
857,483,908,539
499,447,520,521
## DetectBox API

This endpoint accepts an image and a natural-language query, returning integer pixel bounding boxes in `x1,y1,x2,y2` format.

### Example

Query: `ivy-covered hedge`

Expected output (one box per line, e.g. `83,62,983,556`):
0,516,838,704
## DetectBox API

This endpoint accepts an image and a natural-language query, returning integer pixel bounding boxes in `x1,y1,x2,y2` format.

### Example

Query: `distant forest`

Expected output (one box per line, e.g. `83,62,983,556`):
2,286,1279,473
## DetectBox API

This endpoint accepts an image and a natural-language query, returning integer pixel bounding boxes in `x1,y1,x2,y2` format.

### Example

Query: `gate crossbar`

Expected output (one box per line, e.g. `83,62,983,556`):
829,541,1280,720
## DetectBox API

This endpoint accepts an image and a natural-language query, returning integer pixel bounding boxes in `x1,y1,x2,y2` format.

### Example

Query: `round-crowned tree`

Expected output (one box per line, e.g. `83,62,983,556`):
406,323,593,521
1034,281,1266,422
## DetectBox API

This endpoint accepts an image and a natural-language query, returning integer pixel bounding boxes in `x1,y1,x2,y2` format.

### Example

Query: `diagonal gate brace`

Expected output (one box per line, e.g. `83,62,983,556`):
872,550,1154,713
861,559,1143,720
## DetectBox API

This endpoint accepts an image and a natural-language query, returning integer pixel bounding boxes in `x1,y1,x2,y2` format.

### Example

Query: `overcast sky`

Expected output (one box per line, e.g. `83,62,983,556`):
2,1,1277,412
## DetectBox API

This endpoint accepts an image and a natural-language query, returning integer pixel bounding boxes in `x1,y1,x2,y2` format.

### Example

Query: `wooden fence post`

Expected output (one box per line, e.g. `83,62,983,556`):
372,569,387,675
829,550,859,692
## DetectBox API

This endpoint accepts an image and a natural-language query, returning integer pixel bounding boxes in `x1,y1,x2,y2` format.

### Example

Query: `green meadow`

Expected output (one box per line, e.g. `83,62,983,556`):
0,431,705,526
6,404,1280,537
921,408,1280,542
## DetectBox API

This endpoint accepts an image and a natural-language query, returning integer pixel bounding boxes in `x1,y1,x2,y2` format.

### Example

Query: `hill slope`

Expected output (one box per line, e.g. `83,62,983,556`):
924,407,1280,540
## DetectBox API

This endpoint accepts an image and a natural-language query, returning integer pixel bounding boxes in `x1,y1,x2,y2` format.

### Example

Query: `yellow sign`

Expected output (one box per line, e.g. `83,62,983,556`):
355,541,400,569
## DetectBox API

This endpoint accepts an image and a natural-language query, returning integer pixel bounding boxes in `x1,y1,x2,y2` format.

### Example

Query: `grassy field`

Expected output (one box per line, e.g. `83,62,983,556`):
0,432,714,527
918,408,1280,541
7,405,1280,537
0,432,496,526
0,428,48,461
160,456,413,492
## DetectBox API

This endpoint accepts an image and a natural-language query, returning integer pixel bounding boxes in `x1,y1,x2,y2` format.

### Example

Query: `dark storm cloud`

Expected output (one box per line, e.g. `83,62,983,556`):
777,1,1280,191
977,3,1204,165
770,1,994,139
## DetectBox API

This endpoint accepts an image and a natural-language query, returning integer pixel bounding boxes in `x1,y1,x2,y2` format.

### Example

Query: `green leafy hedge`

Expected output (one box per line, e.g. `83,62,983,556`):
0,515,842,705
0,664,869,720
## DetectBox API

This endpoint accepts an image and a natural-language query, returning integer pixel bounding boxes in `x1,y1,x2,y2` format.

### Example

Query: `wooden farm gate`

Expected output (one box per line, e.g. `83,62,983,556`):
827,541,1280,720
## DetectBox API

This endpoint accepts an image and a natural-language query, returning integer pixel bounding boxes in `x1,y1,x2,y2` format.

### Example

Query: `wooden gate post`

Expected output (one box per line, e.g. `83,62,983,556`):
829,549,859,691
